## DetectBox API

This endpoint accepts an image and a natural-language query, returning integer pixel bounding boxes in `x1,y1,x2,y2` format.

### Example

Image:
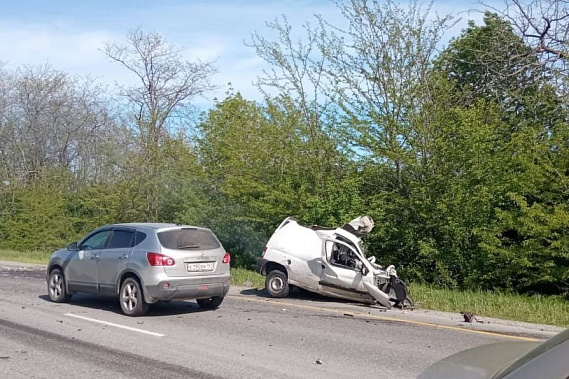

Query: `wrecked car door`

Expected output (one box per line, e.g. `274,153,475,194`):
320,236,393,308
319,236,368,298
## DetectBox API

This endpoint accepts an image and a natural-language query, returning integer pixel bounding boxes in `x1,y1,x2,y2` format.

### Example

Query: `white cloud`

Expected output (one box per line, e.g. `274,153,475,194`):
0,22,132,86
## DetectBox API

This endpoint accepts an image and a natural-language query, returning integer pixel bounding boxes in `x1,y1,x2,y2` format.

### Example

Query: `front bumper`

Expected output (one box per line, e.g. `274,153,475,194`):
145,275,231,302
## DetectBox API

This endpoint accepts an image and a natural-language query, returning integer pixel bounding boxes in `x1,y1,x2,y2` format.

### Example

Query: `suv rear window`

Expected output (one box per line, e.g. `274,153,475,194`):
158,228,221,250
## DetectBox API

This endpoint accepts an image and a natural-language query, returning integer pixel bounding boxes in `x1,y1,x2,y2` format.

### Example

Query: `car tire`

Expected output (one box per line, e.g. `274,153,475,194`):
402,296,414,308
47,268,71,303
196,296,224,309
119,277,149,317
266,269,289,298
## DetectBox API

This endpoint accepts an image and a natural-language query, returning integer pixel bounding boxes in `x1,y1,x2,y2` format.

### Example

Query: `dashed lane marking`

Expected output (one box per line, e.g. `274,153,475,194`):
64,313,165,337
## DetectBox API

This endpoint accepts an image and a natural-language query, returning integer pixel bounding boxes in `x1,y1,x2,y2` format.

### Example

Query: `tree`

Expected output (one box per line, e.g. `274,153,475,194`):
0,64,116,183
103,28,217,148
248,16,340,200
416,11,569,294
483,0,569,100
435,12,546,112
103,29,217,221
193,92,365,266
316,0,455,191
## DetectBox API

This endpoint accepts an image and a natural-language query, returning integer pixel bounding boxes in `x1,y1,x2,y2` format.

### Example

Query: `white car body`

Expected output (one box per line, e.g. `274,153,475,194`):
257,216,409,308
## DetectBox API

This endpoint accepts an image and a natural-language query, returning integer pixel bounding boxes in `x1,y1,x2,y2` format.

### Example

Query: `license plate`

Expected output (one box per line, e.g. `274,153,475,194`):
187,262,214,272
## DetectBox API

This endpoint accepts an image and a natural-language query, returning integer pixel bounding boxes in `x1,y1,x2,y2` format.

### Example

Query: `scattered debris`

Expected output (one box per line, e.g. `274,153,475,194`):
343,313,354,317
461,311,484,324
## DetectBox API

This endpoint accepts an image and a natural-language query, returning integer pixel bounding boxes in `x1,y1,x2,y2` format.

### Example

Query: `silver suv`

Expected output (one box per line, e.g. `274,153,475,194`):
46,223,231,316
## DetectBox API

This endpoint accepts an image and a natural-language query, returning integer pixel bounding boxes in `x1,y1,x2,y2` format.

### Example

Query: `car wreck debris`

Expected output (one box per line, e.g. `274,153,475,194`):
461,311,484,324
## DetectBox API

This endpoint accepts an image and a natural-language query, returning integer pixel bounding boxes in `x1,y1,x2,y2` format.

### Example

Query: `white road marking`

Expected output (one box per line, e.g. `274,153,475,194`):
64,313,165,337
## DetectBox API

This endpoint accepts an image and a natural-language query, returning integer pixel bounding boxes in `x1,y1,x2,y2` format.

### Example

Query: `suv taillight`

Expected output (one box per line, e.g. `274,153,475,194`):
147,252,175,266
222,252,231,264
262,246,267,258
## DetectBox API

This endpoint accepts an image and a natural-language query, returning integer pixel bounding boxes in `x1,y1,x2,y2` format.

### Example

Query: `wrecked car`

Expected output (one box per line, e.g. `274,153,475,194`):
256,216,412,309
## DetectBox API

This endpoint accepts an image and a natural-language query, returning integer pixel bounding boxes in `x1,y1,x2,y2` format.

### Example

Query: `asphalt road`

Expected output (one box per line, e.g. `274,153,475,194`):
0,262,564,379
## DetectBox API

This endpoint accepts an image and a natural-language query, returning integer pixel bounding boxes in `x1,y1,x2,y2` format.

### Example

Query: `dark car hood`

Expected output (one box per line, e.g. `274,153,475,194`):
418,341,540,379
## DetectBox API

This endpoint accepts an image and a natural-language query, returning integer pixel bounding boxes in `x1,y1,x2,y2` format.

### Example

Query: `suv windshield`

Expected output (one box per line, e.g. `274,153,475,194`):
158,228,221,250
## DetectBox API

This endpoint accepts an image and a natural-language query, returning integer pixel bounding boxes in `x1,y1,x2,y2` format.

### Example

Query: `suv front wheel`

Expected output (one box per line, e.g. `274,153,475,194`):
266,269,289,298
47,268,71,303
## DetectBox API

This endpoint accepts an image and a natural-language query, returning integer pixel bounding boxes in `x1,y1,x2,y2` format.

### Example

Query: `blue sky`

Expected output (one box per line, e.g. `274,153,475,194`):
0,0,489,106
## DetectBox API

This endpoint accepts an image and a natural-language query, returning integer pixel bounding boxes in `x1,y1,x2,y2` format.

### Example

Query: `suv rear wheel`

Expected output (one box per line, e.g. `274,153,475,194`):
119,277,149,316
266,269,289,298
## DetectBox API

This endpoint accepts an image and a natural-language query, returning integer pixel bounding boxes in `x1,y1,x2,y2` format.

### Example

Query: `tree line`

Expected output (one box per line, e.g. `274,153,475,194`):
0,0,567,297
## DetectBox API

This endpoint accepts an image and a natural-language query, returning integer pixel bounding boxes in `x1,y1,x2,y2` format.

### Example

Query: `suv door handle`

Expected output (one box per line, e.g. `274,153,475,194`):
91,254,100,260
119,255,128,260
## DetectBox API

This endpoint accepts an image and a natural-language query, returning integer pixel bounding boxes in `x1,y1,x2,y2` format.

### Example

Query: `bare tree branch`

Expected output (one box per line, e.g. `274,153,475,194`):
103,28,218,147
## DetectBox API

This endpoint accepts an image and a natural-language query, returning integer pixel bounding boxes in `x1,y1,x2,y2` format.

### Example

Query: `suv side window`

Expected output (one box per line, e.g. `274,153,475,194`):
81,230,111,250
107,230,135,249
134,231,147,246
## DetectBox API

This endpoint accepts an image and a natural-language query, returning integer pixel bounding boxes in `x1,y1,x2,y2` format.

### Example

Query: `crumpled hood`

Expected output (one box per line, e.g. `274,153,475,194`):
418,341,540,379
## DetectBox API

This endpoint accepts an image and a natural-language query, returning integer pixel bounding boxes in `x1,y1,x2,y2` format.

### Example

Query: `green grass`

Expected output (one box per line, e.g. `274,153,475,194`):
3,249,567,326
231,267,265,288
410,283,569,327
0,249,51,265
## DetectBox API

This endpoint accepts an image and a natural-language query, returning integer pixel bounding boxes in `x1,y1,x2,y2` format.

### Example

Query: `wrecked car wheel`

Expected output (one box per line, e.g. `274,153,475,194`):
197,296,224,309
266,269,289,298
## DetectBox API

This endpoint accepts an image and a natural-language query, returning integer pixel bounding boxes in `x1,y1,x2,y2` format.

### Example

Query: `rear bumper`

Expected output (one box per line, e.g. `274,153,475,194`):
145,275,231,302
256,258,269,275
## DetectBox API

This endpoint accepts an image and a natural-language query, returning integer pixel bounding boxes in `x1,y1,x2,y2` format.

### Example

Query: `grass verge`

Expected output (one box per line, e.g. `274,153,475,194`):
0,249,51,265
411,284,569,327
3,249,567,326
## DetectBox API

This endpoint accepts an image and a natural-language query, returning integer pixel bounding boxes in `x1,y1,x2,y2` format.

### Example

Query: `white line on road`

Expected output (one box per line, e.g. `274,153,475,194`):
64,313,165,337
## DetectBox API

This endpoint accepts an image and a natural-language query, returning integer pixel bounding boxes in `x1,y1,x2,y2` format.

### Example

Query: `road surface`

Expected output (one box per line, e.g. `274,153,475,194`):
0,262,563,378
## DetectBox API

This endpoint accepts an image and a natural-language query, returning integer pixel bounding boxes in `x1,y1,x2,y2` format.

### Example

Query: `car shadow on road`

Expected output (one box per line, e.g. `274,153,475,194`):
38,294,214,317
238,287,381,309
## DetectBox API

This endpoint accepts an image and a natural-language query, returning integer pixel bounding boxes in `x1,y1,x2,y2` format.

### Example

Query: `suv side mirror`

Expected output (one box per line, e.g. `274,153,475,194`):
67,242,79,251
361,266,369,276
